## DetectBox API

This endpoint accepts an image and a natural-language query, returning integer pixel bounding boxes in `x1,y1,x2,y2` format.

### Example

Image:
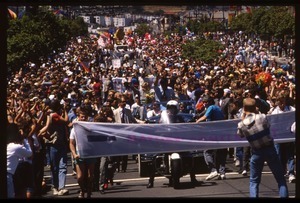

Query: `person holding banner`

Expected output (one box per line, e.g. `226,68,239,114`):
93,104,116,194
271,95,296,183
113,95,139,173
69,108,97,198
237,98,288,198
196,95,227,180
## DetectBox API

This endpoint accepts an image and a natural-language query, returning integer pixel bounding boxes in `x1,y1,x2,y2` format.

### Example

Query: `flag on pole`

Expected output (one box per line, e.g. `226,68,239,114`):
78,59,91,73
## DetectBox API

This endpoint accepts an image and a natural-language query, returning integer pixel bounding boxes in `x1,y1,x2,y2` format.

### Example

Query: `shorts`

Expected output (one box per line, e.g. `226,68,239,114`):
74,157,98,165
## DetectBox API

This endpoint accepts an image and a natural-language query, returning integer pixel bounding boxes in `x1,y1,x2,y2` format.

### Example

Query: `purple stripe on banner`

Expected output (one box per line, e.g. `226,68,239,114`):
73,111,295,158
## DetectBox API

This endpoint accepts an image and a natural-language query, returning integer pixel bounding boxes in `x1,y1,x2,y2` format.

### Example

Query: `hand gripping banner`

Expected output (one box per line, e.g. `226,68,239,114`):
73,111,295,158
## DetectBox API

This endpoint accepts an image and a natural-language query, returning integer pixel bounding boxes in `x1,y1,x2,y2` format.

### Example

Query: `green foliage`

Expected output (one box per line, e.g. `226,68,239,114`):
229,12,252,33
181,38,224,64
266,6,295,39
186,19,224,35
135,23,152,37
7,9,88,72
229,6,295,39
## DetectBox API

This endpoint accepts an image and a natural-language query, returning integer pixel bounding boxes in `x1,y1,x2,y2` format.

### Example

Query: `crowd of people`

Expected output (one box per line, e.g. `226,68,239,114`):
6,29,296,198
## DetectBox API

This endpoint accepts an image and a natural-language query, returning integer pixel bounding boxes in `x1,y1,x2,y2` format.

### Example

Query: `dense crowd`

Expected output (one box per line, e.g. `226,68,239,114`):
6,30,296,198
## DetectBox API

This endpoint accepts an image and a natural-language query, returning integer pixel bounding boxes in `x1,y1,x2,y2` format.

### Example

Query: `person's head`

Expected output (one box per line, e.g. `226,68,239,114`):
166,100,179,116
160,78,168,90
202,96,214,108
108,90,115,98
243,98,257,113
152,101,161,110
275,96,286,111
179,102,186,112
50,99,62,113
7,122,23,144
77,108,89,121
223,88,231,97
118,95,127,109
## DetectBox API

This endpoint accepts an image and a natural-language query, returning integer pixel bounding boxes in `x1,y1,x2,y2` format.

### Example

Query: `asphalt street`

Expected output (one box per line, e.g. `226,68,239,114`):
41,154,296,199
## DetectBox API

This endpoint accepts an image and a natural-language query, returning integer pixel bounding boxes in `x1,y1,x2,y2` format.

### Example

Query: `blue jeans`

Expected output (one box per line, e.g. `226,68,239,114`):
236,147,244,170
7,173,14,198
49,146,68,190
249,145,288,198
274,142,295,175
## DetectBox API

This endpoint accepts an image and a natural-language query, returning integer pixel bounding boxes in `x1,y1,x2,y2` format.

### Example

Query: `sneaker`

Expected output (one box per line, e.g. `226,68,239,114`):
289,174,296,183
78,191,84,198
284,171,289,178
235,160,240,167
205,171,219,181
218,174,226,180
99,184,105,194
52,188,59,195
242,170,247,176
57,189,69,196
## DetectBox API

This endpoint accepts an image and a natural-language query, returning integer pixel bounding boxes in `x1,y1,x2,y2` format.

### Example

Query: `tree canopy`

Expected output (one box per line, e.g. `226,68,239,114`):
181,38,224,64
229,6,295,40
7,9,88,73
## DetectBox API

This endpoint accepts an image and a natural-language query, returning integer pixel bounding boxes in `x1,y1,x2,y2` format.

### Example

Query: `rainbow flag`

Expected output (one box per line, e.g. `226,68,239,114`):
78,59,91,73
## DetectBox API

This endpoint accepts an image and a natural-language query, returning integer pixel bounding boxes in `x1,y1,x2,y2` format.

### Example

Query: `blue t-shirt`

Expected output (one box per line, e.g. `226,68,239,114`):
204,105,225,121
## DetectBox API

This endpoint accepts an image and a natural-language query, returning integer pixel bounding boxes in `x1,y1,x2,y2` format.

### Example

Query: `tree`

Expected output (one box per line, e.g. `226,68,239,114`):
229,12,252,33
181,38,224,64
266,6,295,40
229,6,294,41
134,23,152,37
7,9,88,72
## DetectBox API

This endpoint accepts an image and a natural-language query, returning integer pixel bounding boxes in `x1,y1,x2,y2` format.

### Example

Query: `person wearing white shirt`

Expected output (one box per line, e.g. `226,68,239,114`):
271,96,296,183
7,123,32,198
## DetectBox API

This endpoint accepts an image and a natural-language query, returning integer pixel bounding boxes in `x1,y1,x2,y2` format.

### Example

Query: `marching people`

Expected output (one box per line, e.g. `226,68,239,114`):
93,104,116,194
237,98,289,198
7,116,33,199
69,108,97,198
38,99,70,196
196,95,227,180
5,19,296,198
270,95,296,183
113,95,142,173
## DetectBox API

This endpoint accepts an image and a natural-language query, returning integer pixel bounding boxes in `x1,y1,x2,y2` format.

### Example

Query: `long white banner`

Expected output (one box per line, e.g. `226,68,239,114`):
73,111,295,158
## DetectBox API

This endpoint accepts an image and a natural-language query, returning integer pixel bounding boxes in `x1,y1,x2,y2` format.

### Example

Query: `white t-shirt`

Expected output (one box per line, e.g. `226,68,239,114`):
69,128,79,154
271,105,295,114
7,142,32,175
